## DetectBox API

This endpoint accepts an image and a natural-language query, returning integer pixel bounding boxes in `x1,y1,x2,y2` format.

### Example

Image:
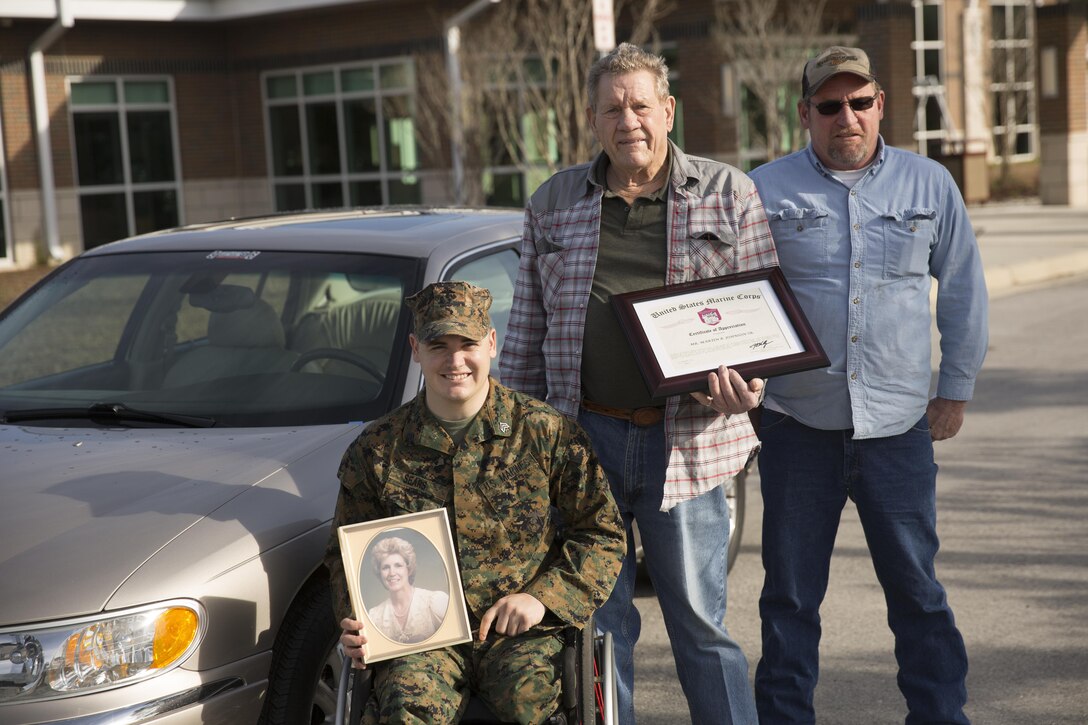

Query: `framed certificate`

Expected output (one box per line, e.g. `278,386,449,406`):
337,508,471,663
611,267,829,397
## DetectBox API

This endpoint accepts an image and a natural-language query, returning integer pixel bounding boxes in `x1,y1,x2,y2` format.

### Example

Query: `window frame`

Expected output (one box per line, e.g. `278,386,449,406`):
988,0,1037,162
261,58,421,211
66,75,184,250
911,0,951,157
479,55,561,208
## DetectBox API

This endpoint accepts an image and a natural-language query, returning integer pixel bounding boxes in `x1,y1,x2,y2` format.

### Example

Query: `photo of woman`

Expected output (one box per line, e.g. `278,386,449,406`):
363,534,450,644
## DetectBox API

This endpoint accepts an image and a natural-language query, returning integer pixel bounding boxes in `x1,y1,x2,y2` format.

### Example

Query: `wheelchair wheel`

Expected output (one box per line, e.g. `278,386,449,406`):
579,616,596,723
577,614,618,725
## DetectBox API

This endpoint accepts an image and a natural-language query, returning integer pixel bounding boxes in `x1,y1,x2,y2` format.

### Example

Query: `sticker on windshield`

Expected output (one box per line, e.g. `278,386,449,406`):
206,251,261,260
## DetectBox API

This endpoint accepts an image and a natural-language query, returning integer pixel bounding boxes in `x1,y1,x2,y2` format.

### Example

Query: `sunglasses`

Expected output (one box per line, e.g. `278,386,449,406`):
809,93,879,116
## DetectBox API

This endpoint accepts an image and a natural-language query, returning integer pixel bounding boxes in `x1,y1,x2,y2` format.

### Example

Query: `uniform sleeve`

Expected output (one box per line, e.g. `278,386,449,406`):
497,206,549,399
930,173,989,401
324,439,386,626
523,420,625,627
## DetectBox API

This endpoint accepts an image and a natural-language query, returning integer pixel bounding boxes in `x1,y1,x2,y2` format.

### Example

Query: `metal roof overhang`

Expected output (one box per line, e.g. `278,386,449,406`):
0,0,378,22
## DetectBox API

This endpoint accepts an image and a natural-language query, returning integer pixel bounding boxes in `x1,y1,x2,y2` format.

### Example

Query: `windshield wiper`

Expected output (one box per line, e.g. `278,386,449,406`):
3,402,217,428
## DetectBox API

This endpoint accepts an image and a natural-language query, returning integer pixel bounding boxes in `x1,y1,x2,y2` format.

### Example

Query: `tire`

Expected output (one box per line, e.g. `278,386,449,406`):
633,464,748,577
580,614,597,724
259,582,343,725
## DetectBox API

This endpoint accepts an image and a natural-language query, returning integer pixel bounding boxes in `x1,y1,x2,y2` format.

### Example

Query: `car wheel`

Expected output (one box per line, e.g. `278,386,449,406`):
633,465,747,578
259,581,342,725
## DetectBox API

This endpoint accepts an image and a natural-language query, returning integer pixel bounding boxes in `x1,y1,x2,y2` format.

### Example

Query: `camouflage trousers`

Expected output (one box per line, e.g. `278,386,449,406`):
363,630,563,724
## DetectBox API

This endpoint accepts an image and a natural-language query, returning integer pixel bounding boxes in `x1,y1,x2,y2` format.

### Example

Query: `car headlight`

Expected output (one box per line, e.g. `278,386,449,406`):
0,600,205,704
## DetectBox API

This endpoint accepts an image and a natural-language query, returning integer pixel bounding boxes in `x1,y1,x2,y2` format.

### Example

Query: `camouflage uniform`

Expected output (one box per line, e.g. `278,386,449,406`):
325,282,624,724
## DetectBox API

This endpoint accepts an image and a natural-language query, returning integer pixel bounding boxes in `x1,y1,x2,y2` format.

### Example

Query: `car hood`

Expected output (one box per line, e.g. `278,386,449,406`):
0,423,356,625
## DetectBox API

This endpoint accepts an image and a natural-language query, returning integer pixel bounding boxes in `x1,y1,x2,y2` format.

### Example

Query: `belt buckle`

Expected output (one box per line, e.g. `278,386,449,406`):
631,407,662,427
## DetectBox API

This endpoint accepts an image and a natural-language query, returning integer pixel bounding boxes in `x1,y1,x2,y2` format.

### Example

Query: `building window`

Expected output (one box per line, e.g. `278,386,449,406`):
912,0,953,157
479,56,561,208
990,0,1037,161
69,78,182,250
725,56,804,172
263,59,420,211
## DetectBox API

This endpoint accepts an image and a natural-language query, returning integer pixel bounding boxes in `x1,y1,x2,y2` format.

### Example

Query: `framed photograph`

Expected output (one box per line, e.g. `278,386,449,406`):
337,508,471,663
611,267,829,397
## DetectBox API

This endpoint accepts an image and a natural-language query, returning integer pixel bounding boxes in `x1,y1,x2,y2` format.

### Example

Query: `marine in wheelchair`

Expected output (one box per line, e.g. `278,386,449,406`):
324,281,625,724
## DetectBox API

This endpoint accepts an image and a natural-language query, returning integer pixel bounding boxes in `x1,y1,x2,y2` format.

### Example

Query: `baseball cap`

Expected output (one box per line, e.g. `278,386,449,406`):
802,46,876,97
405,281,493,343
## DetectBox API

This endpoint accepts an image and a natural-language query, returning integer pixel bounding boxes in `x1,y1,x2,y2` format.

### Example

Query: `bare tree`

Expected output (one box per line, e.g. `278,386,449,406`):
714,0,828,162
414,0,673,206
414,45,491,206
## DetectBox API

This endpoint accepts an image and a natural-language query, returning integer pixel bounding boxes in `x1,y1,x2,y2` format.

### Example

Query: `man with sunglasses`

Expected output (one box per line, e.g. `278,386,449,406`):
748,46,988,723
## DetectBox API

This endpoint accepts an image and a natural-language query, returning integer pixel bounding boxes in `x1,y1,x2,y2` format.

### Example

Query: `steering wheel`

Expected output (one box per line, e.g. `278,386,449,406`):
290,347,386,383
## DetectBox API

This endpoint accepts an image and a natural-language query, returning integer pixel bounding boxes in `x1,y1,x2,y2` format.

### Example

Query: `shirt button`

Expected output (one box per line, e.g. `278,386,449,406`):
853,223,860,231
853,261,861,268
851,335,858,342
910,224,917,232
851,372,858,380
853,297,860,305
850,190,857,196
797,224,804,231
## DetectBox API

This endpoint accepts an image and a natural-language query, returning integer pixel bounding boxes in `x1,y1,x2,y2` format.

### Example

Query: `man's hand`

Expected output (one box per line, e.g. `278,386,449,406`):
339,617,368,669
927,397,967,441
690,365,764,415
478,593,546,641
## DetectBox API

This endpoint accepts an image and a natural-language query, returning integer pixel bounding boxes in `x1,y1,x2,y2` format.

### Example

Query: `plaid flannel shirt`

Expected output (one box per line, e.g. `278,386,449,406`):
499,141,779,510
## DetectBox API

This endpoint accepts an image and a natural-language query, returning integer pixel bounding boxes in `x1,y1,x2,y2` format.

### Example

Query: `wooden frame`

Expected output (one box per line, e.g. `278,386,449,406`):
611,268,829,397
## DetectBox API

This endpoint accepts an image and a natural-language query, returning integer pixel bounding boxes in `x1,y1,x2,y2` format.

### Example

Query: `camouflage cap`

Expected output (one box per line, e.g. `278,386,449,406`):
802,46,876,98
405,281,493,343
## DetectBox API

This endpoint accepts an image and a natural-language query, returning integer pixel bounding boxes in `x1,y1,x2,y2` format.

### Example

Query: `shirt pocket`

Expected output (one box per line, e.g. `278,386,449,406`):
476,458,551,543
382,470,448,515
881,208,936,279
766,207,830,278
687,226,738,278
534,250,565,314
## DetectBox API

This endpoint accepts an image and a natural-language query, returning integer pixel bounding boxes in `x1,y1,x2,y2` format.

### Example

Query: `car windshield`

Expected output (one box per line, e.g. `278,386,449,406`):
0,250,419,427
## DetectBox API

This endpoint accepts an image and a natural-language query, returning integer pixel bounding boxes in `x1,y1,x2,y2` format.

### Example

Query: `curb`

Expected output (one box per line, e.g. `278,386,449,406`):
985,251,1088,298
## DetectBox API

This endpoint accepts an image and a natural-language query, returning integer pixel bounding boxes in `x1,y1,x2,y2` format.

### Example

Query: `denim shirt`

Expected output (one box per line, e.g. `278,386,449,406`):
749,139,988,439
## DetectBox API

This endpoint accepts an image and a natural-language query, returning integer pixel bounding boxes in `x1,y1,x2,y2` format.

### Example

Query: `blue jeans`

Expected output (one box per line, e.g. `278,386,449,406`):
755,409,969,724
578,408,757,724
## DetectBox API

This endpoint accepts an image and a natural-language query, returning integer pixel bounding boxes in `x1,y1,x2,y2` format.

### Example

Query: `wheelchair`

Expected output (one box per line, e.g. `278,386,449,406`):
334,614,618,724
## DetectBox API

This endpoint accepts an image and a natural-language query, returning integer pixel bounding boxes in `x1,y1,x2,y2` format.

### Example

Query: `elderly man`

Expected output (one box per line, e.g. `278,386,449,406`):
327,281,624,724
500,42,777,723
748,47,987,723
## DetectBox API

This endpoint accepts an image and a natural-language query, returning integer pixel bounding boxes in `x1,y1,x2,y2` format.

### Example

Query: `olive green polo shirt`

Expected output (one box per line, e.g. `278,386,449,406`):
581,155,669,409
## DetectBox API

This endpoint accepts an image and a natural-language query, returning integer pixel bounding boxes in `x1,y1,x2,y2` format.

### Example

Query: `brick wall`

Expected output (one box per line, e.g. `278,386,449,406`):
857,3,916,151
1037,1,1088,135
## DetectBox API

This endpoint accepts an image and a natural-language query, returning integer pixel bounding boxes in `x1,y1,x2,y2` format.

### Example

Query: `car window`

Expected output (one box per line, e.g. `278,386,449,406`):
446,247,519,348
0,251,418,427
0,274,143,384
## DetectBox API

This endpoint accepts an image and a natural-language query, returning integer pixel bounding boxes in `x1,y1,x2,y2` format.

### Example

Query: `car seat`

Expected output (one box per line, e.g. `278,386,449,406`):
165,285,298,387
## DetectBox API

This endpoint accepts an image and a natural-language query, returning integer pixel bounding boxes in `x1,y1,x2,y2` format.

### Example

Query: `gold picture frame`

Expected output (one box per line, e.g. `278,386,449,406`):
337,508,471,663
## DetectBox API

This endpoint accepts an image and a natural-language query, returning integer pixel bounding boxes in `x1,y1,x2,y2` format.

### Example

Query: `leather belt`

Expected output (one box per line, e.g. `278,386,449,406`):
581,399,664,427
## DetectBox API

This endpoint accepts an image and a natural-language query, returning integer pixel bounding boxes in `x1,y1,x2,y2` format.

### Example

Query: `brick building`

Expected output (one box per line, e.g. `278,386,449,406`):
0,0,1083,268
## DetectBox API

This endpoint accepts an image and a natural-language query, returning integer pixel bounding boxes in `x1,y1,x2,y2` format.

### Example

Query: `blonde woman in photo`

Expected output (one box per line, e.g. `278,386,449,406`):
365,536,448,644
